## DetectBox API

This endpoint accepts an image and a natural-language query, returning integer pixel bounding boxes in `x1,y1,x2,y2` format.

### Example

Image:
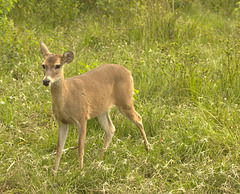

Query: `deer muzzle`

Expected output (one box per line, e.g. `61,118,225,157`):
43,79,50,86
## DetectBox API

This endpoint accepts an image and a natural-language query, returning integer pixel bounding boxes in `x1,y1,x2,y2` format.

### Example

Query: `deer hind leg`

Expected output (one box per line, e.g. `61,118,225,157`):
53,122,69,175
117,105,149,151
98,111,115,155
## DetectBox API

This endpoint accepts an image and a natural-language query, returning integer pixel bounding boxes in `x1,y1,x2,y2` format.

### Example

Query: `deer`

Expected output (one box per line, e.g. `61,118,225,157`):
40,42,149,175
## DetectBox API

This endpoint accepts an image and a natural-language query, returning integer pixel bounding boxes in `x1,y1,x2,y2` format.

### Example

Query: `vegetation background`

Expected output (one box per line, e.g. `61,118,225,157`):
1,0,240,192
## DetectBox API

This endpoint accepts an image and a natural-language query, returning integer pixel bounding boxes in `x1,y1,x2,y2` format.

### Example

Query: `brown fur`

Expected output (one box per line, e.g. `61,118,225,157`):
40,42,149,175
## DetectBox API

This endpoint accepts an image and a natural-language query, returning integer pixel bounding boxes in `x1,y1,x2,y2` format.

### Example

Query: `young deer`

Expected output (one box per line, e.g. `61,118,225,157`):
40,42,149,175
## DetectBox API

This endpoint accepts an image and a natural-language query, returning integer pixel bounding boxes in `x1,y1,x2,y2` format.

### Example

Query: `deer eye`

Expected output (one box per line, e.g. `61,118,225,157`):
55,64,61,69
42,64,45,69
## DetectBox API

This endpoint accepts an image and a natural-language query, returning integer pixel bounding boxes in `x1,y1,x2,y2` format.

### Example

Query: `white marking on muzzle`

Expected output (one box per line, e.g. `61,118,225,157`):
44,76,54,83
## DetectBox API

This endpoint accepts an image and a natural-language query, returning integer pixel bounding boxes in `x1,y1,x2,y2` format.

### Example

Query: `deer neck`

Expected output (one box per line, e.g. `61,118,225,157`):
50,76,67,110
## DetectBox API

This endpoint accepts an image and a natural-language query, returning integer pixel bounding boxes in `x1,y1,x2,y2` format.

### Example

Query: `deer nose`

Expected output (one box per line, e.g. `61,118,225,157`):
43,79,50,86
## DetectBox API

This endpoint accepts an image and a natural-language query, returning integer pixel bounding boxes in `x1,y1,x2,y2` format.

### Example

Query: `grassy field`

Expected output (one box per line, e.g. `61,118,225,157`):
1,0,240,193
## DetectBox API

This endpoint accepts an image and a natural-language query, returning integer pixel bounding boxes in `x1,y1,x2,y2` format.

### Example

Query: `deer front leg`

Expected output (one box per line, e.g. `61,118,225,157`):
53,122,69,175
77,119,87,169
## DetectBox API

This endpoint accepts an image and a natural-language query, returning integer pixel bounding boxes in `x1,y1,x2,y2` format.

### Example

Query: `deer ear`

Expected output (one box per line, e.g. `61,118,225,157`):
40,42,50,58
62,51,74,64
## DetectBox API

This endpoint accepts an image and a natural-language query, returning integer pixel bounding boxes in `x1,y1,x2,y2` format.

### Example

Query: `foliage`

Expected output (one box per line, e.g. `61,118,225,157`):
1,0,240,193
234,1,240,15
0,0,16,35
12,0,79,27
200,0,239,15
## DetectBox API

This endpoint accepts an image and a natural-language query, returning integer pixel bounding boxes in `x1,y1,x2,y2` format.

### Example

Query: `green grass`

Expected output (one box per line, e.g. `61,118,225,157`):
1,0,240,193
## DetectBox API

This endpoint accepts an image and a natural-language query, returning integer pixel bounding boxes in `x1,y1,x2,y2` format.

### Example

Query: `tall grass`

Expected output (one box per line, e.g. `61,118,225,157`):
1,0,240,192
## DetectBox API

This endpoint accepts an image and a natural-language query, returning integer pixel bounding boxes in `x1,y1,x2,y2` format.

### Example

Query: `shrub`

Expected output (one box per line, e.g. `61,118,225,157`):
0,0,16,35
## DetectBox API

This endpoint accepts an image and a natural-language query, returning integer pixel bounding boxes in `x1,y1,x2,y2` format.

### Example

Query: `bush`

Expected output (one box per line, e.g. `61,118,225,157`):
0,0,16,35
199,0,238,15
11,0,79,28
